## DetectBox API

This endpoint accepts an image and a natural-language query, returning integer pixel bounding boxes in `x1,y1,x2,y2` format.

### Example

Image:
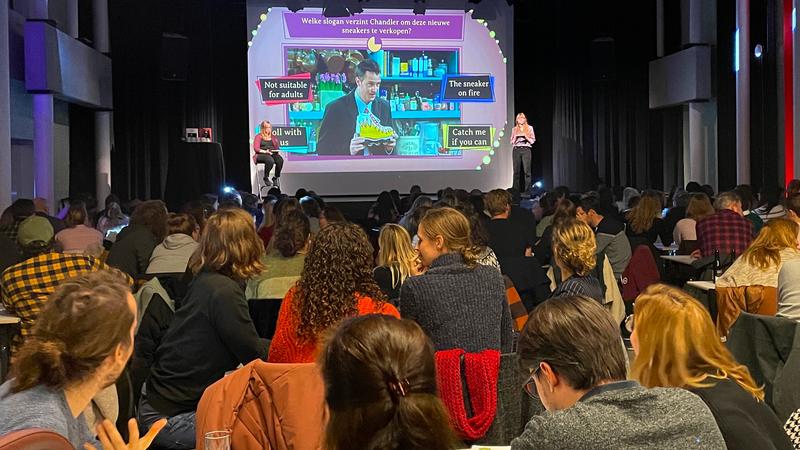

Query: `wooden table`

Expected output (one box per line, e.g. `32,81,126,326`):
0,312,20,382
660,255,696,265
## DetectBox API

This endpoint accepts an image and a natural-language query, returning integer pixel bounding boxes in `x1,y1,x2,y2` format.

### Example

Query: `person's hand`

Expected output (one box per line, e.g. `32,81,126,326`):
350,135,366,155
690,249,702,259
84,418,167,450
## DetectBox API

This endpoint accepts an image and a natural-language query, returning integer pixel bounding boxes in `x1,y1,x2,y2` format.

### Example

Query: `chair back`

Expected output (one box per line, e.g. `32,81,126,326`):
0,429,75,450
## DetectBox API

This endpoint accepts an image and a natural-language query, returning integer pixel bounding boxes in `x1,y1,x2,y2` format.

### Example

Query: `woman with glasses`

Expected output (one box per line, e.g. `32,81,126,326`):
630,284,792,450
511,295,725,449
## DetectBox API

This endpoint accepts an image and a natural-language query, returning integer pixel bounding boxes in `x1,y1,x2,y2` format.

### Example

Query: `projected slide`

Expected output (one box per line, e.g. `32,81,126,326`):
247,7,508,175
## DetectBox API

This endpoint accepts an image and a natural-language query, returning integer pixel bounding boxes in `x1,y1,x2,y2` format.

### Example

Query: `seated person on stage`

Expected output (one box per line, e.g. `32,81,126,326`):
577,195,631,279
485,189,534,258
316,59,396,156
145,213,200,275
252,120,283,187
138,209,268,450
694,191,753,258
550,218,603,302
1,216,111,354
511,295,726,449
0,270,166,450
268,222,399,363
631,284,793,449
106,200,169,278
399,207,512,353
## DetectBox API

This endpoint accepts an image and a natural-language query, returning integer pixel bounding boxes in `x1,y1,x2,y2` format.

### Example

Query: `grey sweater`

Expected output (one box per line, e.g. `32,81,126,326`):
0,381,99,448
399,252,513,352
511,381,726,450
778,259,800,322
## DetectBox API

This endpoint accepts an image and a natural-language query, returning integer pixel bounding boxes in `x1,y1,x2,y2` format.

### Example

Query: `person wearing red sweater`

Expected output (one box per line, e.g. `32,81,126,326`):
268,222,399,363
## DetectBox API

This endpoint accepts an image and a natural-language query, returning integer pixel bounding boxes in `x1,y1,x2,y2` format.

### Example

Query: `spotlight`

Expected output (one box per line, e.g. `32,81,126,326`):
534,180,544,189
754,43,763,59
413,0,425,15
222,186,235,194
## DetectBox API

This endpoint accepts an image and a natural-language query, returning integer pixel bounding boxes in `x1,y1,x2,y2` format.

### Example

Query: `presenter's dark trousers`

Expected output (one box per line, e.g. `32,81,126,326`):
512,146,532,194
256,153,283,182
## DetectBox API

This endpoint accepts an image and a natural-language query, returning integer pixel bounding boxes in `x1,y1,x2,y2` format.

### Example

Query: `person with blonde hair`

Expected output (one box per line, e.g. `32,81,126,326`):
630,284,792,449
137,208,269,449
715,218,800,289
374,223,420,303
551,218,603,301
673,193,715,245
509,112,535,194
625,190,672,245
399,207,512,352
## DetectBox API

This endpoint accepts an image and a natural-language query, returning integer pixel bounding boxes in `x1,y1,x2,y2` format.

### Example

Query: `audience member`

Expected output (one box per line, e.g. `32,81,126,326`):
785,193,800,226
788,179,800,197
300,195,322,234
664,189,689,236
1,216,110,353
269,222,399,363
685,181,703,193
399,195,432,234
616,187,640,213
577,195,632,278
624,190,672,246
673,193,714,245
631,284,792,449
33,197,65,233
93,194,120,225
511,295,725,449
399,207,512,352
96,201,129,240
319,205,346,228
533,192,557,238
247,209,310,300
736,184,765,236
533,198,577,266
368,191,400,228
374,224,420,303
138,208,268,449
457,203,500,270
485,189,534,257
106,200,168,278
715,218,800,289
695,191,753,258
399,184,423,214
321,314,456,450
0,199,35,246
54,201,104,255
256,194,278,249
0,233,20,275
0,270,166,449
778,259,800,321
756,185,788,222
550,218,603,301
145,213,200,274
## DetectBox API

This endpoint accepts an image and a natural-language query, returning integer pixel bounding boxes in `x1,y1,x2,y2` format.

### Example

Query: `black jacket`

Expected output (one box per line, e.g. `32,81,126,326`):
317,90,393,155
106,224,159,278
144,270,268,416
690,378,793,450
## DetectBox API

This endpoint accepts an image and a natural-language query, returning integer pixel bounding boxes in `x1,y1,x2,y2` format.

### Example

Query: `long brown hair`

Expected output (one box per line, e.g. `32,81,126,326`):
271,209,310,258
686,193,714,221
625,190,662,234
739,218,799,270
11,270,133,393
321,315,456,450
295,222,386,341
130,200,169,242
189,208,265,280
631,284,763,400
65,201,88,228
418,207,480,266
377,224,418,286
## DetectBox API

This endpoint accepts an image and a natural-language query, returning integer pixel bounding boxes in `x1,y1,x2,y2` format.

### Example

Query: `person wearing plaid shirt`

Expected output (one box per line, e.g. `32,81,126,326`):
696,191,754,258
0,216,109,354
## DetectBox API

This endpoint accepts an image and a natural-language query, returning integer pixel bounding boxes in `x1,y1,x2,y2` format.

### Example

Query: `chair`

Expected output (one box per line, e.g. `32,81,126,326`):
497,256,551,312
0,429,75,450
715,285,777,337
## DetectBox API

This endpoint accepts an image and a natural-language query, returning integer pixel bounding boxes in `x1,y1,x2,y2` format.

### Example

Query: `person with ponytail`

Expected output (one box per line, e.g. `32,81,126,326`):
630,284,792,449
321,314,456,450
399,207,512,352
0,270,166,449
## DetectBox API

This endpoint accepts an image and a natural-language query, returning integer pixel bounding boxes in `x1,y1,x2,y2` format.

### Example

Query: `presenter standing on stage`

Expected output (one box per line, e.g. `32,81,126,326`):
509,112,535,195
253,121,283,187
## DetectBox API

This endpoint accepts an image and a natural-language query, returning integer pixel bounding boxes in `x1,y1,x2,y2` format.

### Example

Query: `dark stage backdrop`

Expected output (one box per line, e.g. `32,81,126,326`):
109,0,249,202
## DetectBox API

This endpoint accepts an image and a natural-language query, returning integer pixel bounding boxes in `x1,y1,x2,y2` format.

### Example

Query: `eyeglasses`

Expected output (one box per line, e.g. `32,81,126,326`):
624,314,635,333
523,365,542,399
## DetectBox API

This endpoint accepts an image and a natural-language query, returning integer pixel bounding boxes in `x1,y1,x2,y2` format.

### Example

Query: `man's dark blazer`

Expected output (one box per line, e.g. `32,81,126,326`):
316,90,394,155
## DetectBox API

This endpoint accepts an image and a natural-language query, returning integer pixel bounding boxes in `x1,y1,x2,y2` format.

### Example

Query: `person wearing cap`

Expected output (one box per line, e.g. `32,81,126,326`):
0,215,113,354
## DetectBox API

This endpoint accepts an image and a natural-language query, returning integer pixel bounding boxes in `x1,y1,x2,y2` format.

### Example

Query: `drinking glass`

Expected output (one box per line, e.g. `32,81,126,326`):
204,430,231,450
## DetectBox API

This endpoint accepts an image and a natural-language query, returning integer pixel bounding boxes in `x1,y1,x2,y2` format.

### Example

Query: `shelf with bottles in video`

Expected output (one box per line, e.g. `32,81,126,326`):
287,49,461,122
